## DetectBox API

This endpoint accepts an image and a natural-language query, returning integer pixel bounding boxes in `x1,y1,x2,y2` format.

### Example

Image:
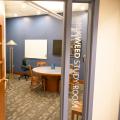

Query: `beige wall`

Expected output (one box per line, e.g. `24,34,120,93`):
92,0,120,120
0,1,4,16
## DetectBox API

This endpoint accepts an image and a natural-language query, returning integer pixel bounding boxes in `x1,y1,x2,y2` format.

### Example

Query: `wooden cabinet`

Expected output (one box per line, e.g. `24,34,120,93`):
0,16,5,120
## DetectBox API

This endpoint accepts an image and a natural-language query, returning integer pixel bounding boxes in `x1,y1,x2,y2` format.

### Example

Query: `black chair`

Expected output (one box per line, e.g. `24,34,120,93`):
19,58,31,80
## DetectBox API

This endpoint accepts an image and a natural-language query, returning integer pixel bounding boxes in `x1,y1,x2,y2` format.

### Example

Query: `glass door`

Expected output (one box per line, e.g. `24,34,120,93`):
61,0,96,120
68,2,89,120
4,0,96,120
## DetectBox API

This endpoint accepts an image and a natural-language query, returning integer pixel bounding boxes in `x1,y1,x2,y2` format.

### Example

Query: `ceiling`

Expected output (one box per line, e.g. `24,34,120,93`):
5,1,88,18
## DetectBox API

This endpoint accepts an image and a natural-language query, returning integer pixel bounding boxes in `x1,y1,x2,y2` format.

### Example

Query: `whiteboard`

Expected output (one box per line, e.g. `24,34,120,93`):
25,39,47,59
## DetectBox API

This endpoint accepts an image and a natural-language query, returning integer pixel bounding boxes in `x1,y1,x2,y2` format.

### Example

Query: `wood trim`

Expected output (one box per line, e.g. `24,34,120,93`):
13,71,28,76
0,13,5,120
13,71,23,75
0,78,5,83
6,71,29,76
0,61,3,64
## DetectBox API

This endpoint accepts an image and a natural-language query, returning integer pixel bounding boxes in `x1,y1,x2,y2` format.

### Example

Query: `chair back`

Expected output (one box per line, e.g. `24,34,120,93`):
36,61,48,67
28,65,33,77
22,58,29,66
70,79,85,85
21,58,30,71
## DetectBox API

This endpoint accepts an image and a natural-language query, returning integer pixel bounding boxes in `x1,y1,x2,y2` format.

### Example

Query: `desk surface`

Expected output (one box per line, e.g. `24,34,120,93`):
33,66,61,76
33,66,73,76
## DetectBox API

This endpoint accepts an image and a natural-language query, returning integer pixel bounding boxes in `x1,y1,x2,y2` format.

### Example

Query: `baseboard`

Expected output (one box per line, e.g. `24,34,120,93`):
6,71,24,75
14,71,23,75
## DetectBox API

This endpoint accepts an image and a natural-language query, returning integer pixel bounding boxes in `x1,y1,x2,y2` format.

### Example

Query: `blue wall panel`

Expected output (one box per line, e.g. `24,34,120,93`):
6,15,63,72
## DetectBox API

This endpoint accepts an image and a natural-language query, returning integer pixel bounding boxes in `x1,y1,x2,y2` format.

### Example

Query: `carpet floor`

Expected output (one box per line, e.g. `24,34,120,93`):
6,75,82,120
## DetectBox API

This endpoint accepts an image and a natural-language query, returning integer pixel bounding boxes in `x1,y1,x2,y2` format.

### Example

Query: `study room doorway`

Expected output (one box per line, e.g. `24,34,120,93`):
0,0,98,120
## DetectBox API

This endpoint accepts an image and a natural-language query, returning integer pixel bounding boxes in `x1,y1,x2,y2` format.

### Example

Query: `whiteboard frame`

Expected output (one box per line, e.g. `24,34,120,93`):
25,39,47,59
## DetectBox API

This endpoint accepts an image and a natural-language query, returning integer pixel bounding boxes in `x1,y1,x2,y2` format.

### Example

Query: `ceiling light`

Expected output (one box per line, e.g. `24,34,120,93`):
14,13,18,17
80,6,87,11
37,11,41,15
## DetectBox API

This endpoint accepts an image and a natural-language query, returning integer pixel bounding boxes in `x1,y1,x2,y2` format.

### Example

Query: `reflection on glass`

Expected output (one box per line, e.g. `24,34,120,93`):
69,3,89,120
6,1,64,120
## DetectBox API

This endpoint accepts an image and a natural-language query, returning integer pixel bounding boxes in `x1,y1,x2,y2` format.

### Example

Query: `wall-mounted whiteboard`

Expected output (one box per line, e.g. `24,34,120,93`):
25,39,47,59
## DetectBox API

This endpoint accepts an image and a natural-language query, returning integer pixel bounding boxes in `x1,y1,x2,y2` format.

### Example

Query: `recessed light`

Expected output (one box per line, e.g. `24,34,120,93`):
14,13,18,17
37,11,41,14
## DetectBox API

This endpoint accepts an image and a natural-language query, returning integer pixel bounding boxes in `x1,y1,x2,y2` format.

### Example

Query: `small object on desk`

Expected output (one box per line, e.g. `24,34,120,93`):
51,64,55,69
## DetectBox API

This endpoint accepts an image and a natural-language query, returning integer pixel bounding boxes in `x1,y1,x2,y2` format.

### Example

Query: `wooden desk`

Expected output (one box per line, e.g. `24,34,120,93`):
33,66,73,92
33,66,61,92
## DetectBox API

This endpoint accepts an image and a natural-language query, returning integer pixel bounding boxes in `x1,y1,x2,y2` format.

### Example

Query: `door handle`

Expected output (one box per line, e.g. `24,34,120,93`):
83,54,86,63
0,78,8,91
4,79,8,90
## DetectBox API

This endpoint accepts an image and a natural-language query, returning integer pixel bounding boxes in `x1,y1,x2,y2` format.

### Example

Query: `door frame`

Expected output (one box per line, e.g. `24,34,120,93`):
61,0,100,120
85,0,100,120
4,0,100,120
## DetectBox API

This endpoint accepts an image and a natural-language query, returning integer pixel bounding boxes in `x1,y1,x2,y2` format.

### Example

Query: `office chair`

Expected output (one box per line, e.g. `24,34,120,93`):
19,58,31,80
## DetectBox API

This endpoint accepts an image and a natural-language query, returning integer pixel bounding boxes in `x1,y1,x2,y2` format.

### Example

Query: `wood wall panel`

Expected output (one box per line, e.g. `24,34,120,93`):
0,13,5,120
0,93,5,120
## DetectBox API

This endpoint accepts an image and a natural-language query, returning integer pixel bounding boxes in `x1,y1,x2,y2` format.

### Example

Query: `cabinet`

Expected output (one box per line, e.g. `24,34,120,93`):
0,16,5,120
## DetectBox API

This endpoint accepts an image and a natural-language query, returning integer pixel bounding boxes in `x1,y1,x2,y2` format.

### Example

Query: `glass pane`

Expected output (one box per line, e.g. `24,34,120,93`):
5,1,64,120
69,3,89,120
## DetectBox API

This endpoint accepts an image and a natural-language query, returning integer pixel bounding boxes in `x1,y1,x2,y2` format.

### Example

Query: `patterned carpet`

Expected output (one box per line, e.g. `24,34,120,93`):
6,75,83,120
6,76,61,120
